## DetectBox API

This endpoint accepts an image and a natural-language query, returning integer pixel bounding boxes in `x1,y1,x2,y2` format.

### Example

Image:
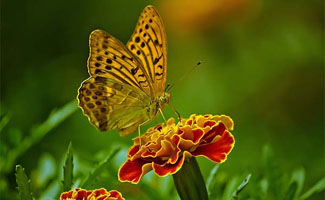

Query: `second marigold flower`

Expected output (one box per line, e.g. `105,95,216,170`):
60,188,125,200
118,114,235,184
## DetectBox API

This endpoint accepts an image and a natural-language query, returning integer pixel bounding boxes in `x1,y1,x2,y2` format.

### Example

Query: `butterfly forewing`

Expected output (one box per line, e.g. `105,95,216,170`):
88,30,154,96
127,6,167,97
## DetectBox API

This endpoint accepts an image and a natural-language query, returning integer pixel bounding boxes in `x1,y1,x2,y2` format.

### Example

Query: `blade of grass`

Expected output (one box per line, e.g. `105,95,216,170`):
4,100,78,173
15,165,33,200
223,176,239,200
62,143,73,192
263,145,283,199
299,177,325,200
283,168,305,200
82,147,121,188
0,114,11,133
231,174,251,200
206,164,220,198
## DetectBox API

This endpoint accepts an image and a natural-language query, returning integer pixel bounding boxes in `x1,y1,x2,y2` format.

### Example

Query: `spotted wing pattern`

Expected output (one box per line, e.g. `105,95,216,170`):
127,6,167,97
88,30,154,96
78,6,168,136
78,76,150,135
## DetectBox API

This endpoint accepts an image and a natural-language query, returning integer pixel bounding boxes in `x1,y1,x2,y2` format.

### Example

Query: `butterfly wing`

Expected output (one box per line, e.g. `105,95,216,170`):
127,5,167,97
88,29,154,97
78,76,151,136
79,6,168,135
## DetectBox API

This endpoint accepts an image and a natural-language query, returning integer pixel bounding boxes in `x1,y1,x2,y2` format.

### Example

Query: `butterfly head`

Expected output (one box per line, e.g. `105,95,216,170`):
159,92,170,106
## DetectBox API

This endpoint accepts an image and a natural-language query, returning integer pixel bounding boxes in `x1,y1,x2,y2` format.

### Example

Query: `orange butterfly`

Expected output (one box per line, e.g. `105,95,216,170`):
78,6,176,136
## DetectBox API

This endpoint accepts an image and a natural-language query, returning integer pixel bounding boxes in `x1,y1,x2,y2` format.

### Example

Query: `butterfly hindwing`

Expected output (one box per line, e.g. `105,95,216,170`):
88,30,154,96
127,6,167,97
78,76,150,133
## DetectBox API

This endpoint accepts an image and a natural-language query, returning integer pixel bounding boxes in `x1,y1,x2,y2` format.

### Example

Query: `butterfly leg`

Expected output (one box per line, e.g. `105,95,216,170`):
137,119,151,147
168,103,181,121
159,108,167,123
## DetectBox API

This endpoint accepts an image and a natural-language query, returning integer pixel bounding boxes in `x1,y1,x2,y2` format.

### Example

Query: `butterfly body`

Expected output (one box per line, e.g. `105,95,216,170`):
146,92,170,119
78,6,170,136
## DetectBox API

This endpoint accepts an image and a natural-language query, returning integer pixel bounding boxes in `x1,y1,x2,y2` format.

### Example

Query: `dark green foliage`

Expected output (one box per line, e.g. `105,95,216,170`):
206,146,324,200
15,165,33,200
263,145,284,199
82,147,120,189
207,164,220,198
62,143,73,192
2,100,77,174
300,177,325,200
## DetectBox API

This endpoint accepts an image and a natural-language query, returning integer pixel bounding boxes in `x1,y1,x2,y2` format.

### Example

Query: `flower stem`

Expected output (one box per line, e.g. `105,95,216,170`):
172,157,209,200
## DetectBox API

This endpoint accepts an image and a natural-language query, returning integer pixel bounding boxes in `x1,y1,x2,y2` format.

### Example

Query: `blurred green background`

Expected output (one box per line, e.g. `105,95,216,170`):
1,0,324,199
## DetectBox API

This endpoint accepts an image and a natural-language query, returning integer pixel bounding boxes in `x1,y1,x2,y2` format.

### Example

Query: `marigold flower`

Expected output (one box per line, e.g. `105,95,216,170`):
60,188,125,200
118,114,235,184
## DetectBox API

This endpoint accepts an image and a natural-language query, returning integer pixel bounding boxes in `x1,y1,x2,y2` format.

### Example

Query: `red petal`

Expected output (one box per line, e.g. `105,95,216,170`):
77,189,87,198
192,131,234,163
153,151,191,176
60,190,73,199
203,120,216,128
109,190,125,200
192,128,205,143
202,122,226,143
170,147,181,164
118,159,152,184
93,188,107,196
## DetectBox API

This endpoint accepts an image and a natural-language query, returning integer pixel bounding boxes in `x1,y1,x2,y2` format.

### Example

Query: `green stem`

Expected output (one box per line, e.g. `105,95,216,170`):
172,157,209,200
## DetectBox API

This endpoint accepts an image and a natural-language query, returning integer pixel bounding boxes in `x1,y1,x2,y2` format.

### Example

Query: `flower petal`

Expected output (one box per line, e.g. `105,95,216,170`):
108,190,125,200
213,115,234,130
202,122,226,143
156,139,175,157
118,114,235,184
192,131,234,163
153,151,191,177
118,159,152,184
60,188,125,200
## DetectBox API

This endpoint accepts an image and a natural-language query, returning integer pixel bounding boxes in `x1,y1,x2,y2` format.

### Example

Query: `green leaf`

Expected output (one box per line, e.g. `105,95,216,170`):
62,142,73,192
222,176,239,200
299,177,325,200
283,168,305,200
0,114,11,132
231,174,251,200
207,164,220,199
82,147,121,188
15,165,33,200
8,128,23,147
263,145,283,199
4,100,78,173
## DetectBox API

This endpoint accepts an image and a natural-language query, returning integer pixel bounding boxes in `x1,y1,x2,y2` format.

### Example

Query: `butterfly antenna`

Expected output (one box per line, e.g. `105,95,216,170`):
166,61,202,92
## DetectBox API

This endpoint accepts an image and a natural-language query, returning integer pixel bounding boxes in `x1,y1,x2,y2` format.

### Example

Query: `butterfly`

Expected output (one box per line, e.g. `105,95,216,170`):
77,5,173,136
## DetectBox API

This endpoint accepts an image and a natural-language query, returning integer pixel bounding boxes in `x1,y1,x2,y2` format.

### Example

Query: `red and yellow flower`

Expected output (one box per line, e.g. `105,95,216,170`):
60,188,125,200
118,114,235,184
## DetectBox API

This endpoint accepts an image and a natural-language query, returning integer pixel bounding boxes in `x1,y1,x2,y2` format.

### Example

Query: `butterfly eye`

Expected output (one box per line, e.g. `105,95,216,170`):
145,107,150,113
